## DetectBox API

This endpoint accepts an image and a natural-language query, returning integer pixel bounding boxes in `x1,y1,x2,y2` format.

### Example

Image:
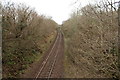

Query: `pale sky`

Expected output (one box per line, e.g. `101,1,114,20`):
3,0,120,24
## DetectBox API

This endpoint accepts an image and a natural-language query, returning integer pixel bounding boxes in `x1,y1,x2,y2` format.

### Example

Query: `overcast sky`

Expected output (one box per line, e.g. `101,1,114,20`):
3,0,120,24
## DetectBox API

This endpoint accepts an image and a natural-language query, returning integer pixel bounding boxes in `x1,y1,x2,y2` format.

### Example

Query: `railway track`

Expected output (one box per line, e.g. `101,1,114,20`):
34,31,64,79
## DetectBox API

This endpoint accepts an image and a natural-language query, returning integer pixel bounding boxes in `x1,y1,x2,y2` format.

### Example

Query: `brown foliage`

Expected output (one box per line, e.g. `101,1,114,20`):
62,0,119,78
2,2,57,78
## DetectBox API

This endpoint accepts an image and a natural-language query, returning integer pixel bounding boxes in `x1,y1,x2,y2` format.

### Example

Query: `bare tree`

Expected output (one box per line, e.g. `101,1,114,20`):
2,2,57,78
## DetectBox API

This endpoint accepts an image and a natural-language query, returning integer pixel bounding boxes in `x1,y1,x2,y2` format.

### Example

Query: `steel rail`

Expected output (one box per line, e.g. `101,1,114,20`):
34,33,60,80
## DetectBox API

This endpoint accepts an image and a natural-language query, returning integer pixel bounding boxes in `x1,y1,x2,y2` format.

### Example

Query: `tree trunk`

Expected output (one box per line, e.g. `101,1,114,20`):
118,3,120,79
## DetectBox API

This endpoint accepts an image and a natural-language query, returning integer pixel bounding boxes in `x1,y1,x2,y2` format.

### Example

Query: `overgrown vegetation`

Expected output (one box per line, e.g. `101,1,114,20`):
2,2,57,78
62,0,119,78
